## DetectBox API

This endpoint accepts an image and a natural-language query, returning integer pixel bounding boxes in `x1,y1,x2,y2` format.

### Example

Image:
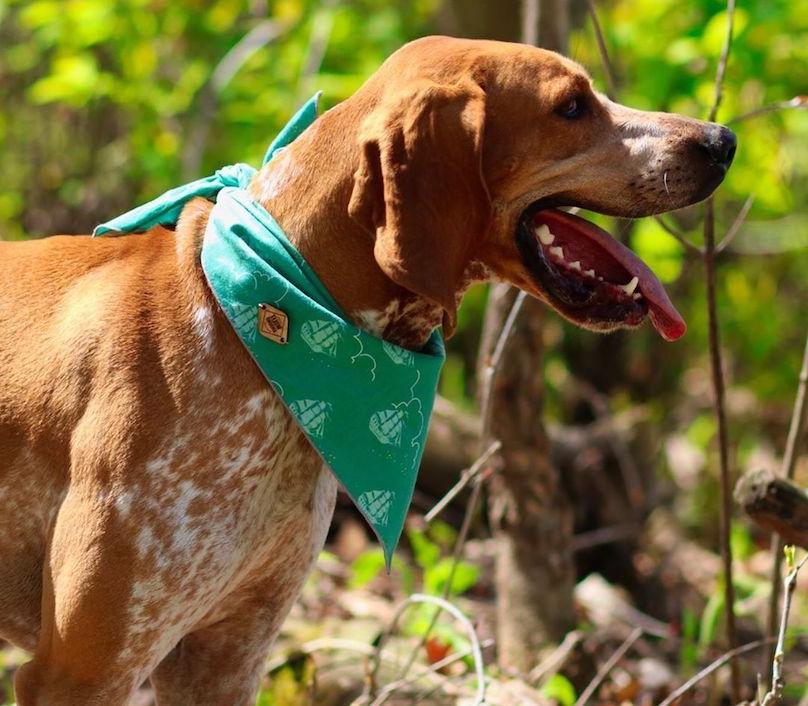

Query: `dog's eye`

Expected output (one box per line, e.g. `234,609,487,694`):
557,97,585,119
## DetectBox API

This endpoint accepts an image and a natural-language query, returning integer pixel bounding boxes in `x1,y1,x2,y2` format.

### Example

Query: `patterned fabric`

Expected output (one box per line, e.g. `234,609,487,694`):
94,95,445,565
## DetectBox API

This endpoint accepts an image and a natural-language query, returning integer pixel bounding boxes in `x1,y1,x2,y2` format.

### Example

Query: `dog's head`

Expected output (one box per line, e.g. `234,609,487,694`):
348,36,736,340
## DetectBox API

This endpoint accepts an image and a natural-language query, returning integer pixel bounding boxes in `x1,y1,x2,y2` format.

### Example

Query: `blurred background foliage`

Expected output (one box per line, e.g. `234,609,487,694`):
1,0,807,592
1,1,808,701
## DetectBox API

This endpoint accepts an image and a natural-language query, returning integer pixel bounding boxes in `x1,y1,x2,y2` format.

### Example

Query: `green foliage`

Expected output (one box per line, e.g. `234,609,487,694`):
406,524,481,596
0,0,437,237
540,673,578,706
348,548,415,593
678,607,700,674
257,657,316,705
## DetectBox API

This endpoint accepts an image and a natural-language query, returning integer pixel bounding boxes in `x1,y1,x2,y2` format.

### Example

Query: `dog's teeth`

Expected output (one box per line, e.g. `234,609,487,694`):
569,261,581,271
620,276,639,295
549,246,564,260
536,224,555,245
584,269,596,278
633,292,642,300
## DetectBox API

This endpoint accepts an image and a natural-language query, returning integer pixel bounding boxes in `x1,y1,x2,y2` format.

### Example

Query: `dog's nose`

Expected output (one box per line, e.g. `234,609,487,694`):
699,124,737,170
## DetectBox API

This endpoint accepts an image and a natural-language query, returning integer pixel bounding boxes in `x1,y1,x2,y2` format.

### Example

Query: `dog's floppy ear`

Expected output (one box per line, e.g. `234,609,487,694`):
348,80,491,337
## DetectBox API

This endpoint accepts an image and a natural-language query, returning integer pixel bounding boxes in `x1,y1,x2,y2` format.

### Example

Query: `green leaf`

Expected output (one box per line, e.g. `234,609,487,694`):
541,673,577,706
699,590,724,650
407,527,440,570
423,558,479,596
348,549,386,589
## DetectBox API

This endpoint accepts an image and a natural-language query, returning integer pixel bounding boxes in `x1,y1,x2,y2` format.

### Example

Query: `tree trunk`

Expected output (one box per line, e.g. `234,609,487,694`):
438,0,576,672
478,287,575,671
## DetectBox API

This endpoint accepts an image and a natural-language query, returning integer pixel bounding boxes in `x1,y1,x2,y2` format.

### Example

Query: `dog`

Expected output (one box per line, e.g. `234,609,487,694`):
0,36,734,705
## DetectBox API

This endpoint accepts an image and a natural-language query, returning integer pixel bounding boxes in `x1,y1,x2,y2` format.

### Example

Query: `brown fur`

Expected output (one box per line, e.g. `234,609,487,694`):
0,37,730,705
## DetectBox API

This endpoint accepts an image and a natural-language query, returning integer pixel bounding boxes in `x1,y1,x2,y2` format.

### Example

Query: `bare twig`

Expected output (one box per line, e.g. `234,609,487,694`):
653,215,703,255
764,330,808,680
585,0,617,98
182,19,290,178
708,0,736,123
761,552,808,705
658,637,779,706
716,194,755,254
702,1,740,698
364,594,487,706
779,332,808,486
521,0,540,49
424,440,501,523
295,0,338,104
573,627,643,706
528,630,584,685
479,289,528,437
729,95,808,125
570,523,640,552
588,1,702,256
704,196,741,700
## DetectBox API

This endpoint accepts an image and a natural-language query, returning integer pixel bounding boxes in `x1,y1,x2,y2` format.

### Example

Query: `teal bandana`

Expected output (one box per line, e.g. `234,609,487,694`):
95,95,445,565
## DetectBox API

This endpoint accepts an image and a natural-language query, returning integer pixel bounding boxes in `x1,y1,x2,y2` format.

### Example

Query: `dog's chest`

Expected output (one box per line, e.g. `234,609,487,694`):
122,371,338,648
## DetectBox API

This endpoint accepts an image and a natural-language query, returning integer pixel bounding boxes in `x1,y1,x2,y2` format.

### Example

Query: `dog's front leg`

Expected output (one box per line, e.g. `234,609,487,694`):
13,483,158,706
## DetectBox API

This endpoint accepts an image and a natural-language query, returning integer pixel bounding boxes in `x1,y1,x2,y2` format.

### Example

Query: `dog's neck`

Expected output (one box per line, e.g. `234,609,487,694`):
248,103,449,351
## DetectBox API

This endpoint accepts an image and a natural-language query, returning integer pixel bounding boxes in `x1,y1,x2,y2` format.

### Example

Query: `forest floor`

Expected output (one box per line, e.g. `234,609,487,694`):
2,510,803,706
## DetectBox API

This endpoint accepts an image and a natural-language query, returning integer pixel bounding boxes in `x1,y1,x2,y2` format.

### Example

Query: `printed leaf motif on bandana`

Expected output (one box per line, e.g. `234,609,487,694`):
290,399,331,438
369,407,407,447
382,340,415,367
229,302,258,344
358,490,394,527
301,319,341,357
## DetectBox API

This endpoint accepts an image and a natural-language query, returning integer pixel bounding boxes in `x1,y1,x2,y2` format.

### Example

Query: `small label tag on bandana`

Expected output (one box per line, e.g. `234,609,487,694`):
258,303,289,344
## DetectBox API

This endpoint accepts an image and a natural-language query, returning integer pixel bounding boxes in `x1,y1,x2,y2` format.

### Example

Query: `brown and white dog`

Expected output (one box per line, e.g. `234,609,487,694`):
0,37,734,705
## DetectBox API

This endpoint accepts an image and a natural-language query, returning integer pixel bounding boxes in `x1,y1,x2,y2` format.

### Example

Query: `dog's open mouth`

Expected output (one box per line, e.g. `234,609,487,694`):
517,206,686,341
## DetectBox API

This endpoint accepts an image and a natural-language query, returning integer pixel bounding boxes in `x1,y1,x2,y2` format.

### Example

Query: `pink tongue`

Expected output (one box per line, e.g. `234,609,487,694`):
534,209,687,341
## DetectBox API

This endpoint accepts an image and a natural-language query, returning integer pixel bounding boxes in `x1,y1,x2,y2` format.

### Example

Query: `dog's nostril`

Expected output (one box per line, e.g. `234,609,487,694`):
699,124,737,169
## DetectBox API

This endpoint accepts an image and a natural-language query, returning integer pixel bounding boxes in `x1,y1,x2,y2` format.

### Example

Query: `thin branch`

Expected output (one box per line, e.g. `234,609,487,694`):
479,289,528,437
573,627,643,706
702,1,740,699
704,196,741,701
761,552,808,705
570,523,640,553
295,0,338,104
182,19,290,179
654,215,703,256
708,0,736,123
386,476,486,699
729,96,807,125
585,0,617,98
529,630,584,685
369,639,495,706
365,594,487,706
658,637,778,706
521,0,540,49
716,194,755,254
424,440,501,523
764,330,808,681
779,331,808,484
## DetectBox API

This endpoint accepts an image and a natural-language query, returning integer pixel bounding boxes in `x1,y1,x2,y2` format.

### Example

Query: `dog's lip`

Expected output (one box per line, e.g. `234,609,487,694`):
519,206,687,341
